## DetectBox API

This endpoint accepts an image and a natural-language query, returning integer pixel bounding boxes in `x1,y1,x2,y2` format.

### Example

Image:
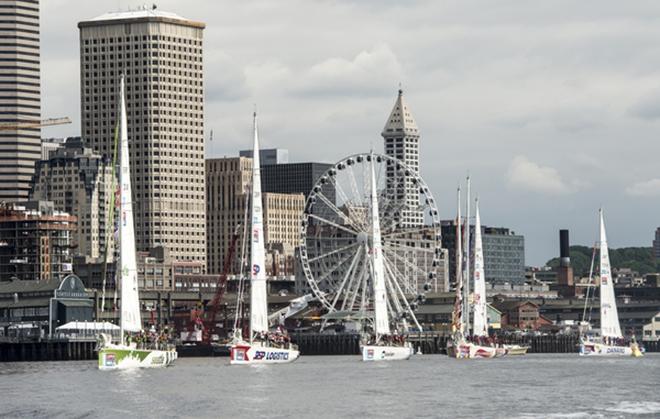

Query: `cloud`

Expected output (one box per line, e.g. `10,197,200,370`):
626,179,660,196
205,53,250,102
507,155,582,195
628,90,660,120
294,43,403,97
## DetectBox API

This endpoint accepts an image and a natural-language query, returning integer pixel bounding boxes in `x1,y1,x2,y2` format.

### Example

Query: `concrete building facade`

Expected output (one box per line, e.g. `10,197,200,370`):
381,89,422,227
206,156,306,276
441,221,525,285
0,201,75,281
0,0,41,202
29,138,113,259
239,148,289,166
78,7,206,265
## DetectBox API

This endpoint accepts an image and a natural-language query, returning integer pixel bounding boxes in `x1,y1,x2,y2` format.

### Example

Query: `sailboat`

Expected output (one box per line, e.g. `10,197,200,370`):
361,153,413,362
229,112,300,365
447,187,505,359
98,76,177,370
579,209,643,357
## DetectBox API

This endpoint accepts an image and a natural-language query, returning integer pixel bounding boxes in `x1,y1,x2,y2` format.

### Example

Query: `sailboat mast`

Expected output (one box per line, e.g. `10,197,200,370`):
464,176,471,335
249,112,269,342
455,186,464,335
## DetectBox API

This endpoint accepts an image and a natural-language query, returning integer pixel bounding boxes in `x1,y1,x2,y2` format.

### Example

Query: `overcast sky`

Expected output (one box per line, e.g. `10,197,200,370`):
40,1,660,265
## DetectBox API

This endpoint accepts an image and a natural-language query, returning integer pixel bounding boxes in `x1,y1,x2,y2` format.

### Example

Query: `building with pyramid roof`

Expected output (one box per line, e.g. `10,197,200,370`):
382,89,422,227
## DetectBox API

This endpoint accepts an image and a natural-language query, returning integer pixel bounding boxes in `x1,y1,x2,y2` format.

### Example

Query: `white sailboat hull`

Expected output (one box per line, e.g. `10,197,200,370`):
579,340,641,357
229,341,300,365
361,344,413,361
98,344,177,370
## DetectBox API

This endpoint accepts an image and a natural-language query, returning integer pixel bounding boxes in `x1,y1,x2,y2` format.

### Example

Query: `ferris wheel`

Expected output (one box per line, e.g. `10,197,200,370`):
298,152,443,331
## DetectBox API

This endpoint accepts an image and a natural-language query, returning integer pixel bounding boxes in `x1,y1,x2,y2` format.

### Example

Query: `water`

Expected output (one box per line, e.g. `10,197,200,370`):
1,354,658,418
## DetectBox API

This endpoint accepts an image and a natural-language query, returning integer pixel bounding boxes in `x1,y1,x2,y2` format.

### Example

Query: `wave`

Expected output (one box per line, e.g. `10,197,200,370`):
603,401,660,415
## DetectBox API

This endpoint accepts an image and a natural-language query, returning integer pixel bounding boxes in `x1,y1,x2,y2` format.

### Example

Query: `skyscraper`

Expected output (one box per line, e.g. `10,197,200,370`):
653,227,660,260
0,0,40,202
78,7,206,265
381,89,422,227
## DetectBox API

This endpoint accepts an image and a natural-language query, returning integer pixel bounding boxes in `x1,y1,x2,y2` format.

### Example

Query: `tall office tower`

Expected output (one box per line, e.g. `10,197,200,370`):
206,157,251,275
0,0,40,202
382,89,422,227
654,227,660,260
30,138,113,259
78,8,206,265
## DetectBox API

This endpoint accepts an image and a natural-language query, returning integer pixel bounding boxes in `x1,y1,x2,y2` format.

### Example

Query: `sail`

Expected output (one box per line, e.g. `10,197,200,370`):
598,210,622,338
369,155,390,336
118,76,141,333
472,200,488,337
249,112,269,336
451,187,464,335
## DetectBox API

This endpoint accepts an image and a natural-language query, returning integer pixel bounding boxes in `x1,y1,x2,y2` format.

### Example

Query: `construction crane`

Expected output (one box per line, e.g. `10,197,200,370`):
0,117,71,131
201,224,242,343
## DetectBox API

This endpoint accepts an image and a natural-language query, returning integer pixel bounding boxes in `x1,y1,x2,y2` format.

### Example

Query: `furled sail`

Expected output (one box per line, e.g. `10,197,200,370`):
118,75,141,333
598,210,622,338
472,200,488,337
249,112,269,337
369,154,390,336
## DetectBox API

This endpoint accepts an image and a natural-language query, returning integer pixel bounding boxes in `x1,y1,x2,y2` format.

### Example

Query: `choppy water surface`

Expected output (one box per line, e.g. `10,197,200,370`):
1,354,658,418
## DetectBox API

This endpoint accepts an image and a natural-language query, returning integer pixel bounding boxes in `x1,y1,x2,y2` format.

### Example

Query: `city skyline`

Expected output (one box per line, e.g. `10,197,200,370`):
38,1,659,265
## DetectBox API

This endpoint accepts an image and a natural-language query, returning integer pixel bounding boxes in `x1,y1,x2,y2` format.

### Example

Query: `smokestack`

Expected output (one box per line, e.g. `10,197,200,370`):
559,229,570,267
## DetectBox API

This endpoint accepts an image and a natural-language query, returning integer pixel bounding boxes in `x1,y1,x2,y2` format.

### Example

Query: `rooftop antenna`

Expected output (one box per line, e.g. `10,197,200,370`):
398,82,403,95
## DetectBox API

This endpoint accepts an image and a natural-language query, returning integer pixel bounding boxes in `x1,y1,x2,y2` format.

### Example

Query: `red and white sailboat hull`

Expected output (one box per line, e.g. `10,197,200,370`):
447,340,506,359
230,341,300,365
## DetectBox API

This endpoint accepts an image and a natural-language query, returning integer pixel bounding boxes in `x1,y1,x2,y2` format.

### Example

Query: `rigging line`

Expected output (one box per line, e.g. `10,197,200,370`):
359,253,370,313
382,256,423,332
382,265,404,315
329,247,363,309
337,246,364,312
100,119,120,313
348,254,368,311
339,248,366,313
233,192,251,335
582,242,597,324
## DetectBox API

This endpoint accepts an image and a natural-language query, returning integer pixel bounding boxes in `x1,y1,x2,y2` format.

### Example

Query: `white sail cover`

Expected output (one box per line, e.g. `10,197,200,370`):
370,156,390,336
118,76,141,333
249,112,269,336
599,210,622,338
472,201,488,337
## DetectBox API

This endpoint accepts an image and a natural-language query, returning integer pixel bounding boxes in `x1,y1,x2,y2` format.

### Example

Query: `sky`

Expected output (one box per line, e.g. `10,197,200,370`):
40,0,660,265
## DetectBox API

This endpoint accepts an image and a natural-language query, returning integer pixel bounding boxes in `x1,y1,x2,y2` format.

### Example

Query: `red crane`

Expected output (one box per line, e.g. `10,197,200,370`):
202,225,242,343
